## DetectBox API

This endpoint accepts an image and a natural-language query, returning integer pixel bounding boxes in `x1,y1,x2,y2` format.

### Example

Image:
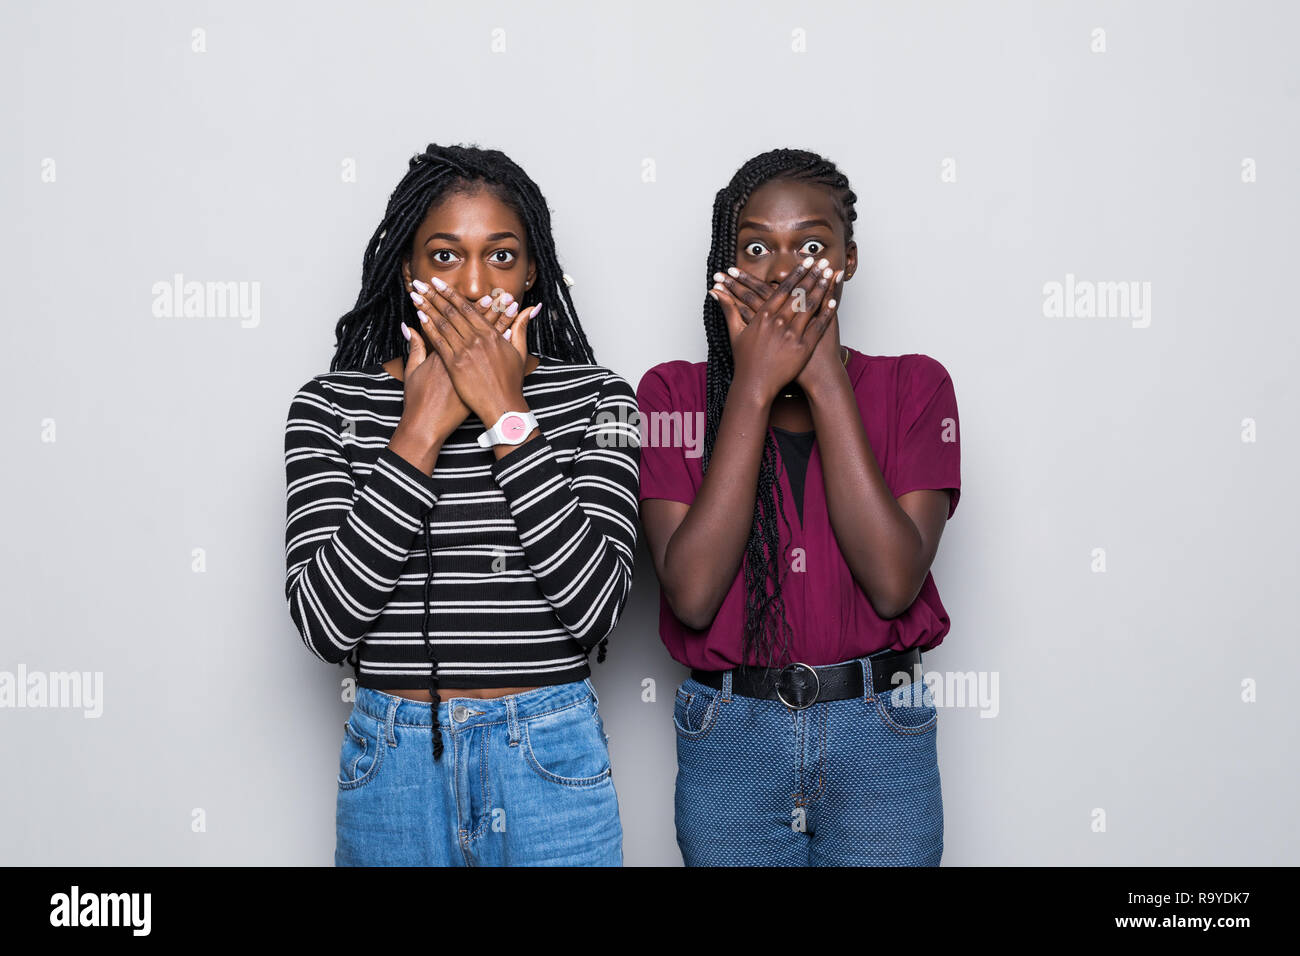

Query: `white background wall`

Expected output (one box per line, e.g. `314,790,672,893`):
3,0,1296,865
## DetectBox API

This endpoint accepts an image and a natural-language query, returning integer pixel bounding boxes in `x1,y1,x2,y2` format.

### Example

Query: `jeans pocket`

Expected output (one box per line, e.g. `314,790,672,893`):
337,711,385,790
522,697,612,788
874,676,938,737
672,679,721,740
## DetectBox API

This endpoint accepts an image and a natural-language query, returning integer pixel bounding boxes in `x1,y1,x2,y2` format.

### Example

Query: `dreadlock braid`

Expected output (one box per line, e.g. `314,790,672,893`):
330,143,595,373
701,148,858,674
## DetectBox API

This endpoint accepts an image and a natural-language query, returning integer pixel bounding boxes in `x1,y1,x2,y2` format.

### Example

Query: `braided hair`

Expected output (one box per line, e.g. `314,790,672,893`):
328,143,600,761
701,148,858,674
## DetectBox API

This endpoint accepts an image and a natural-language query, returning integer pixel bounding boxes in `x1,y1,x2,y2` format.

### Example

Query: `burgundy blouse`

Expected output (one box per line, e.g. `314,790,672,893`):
636,346,961,670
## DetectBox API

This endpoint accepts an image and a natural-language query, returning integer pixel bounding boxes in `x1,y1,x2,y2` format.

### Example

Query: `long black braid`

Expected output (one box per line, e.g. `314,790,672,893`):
701,148,858,675
330,143,601,761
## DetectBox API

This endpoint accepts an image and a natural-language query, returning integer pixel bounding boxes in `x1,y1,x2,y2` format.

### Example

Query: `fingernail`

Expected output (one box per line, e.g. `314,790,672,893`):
429,276,447,291
726,267,740,278
409,291,423,305
802,256,814,268
708,290,719,301
505,301,519,318
400,322,412,341
411,278,430,294
532,304,544,320
500,292,514,304
828,298,837,309
822,267,833,279
817,258,829,270
503,328,513,341
478,295,493,307
835,270,844,282
713,272,725,282
418,310,430,324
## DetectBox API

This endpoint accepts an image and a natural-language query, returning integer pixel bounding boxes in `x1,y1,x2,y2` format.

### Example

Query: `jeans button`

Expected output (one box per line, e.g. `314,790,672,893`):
452,705,469,722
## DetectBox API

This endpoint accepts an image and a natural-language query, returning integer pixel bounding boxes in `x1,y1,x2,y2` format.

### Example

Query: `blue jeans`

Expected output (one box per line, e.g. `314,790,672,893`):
335,678,622,866
673,652,943,866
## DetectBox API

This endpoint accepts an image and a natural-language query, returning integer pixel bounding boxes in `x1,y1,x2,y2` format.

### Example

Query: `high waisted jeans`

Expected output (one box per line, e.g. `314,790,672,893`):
335,678,622,866
673,651,943,866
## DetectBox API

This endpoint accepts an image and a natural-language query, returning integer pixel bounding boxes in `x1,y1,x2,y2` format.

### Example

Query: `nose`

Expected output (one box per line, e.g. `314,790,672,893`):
459,262,488,302
767,253,801,288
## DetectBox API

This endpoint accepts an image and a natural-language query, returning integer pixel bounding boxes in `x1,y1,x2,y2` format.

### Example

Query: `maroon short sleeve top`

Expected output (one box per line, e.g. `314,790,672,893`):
636,346,961,670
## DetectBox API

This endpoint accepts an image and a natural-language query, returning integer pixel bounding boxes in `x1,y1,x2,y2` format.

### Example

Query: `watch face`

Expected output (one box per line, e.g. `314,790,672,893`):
501,414,528,440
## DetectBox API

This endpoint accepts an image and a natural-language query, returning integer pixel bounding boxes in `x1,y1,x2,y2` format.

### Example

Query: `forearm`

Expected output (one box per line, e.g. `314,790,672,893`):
285,447,442,663
660,382,772,629
804,371,925,618
490,393,640,649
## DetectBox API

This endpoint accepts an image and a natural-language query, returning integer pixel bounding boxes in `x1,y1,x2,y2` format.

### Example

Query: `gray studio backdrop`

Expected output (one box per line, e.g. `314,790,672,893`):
3,0,1297,866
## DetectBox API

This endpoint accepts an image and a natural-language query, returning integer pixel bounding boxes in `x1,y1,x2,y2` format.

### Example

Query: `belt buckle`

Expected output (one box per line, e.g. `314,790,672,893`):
775,662,819,710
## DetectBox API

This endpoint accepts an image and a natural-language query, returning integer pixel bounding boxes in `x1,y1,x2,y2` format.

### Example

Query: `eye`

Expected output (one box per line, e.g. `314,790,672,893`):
430,249,458,265
743,241,768,257
489,249,516,264
799,239,826,256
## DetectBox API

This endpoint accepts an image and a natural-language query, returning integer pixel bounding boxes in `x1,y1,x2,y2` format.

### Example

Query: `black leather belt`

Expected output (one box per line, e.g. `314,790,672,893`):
689,647,922,709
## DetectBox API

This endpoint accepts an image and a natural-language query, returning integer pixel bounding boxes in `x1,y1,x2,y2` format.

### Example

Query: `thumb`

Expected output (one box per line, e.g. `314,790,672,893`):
710,288,745,346
402,320,426,373
505,302,541,361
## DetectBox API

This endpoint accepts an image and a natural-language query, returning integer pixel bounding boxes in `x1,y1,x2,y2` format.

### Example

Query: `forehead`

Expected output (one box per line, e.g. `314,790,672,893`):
738,178,840,232
415,185,526,239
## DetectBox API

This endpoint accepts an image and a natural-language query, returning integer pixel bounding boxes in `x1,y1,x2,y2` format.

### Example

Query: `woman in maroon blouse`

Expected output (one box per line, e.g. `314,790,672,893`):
636,148,961,866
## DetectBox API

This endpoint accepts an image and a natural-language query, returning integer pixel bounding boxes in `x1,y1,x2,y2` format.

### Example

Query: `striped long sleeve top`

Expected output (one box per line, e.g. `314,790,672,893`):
283,354,641,689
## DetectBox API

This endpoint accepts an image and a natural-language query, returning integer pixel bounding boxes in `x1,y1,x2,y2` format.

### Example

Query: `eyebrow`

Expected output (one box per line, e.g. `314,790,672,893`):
737,218,835,233
425,231,521,244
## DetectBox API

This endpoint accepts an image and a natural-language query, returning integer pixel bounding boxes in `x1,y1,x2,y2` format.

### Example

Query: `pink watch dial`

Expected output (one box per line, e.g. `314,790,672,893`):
501,414,528,440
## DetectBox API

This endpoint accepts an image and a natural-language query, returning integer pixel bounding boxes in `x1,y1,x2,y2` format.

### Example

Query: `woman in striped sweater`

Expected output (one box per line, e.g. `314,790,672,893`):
283,144,640,866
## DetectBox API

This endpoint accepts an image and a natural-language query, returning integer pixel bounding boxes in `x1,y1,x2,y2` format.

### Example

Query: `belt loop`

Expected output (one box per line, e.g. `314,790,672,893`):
859,656,873,699
721,669,733,702
385,698,399,747
505,696,520,747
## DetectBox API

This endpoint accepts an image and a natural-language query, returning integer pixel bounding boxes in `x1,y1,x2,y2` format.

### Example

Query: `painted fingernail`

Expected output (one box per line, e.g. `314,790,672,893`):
411,278,429,294
532,304,544,320
817,258,829,270
726,267,740,278
409,291,423,305
418,310,430,324
835,270,844,282
713,272,726,282
400,322,411,341
828,298,837,309
802,256,814,268
503,328,513,341
505,301,519,318
708,290,719,301
429,276,447,291
822,267,833,279
478,295,493,307
500,292,513,304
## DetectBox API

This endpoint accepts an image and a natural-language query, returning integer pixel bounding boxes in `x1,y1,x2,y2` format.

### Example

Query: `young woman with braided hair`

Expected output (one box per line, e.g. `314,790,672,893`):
637,148,962,866
284,144,640,865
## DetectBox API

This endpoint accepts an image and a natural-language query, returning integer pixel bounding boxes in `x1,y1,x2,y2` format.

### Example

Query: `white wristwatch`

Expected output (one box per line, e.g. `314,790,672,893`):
477,410,539,448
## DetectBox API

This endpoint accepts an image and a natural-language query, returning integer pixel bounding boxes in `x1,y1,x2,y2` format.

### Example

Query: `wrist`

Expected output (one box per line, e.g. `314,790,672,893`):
389,422,443,476
802,360,851,405
727,373,777,410
476,392,531,426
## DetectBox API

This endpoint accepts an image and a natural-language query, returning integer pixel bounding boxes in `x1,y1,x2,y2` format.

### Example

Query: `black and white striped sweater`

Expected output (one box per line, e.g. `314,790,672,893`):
283,355,641,689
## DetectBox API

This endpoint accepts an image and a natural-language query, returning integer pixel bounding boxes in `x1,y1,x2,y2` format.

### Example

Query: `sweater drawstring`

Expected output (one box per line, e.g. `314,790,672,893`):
596,637,609,664
421,512,444,761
